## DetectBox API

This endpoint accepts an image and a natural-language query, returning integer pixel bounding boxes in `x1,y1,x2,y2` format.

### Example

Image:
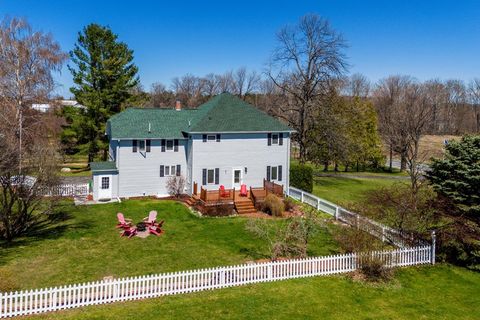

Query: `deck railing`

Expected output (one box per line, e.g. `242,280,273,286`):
199,186,235,204
263,179,284,196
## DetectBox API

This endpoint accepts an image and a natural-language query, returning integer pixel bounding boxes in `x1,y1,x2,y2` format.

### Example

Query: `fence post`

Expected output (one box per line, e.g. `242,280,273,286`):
300,191,304,203
334,206,339,220
431,230,436,265
267,263,272,280
316,199,320,211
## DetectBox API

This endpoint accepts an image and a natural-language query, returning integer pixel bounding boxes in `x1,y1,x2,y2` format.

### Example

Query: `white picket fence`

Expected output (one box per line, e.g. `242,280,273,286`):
43,183,89,197
287,187,430,248
0,246,432,318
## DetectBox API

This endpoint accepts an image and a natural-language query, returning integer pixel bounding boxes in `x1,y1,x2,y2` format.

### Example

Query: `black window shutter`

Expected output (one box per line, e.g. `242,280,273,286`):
266,166,271,181
215,168,220,184
267,133,272,146
216,134,221,142
146,139,151,152
203,134,207,142
176,165,181,176
160,165,164,177
202,169,207,185
278,165,283,181
161,139,166,152
279,133,283,146
132,140,137,152
174,139,179,152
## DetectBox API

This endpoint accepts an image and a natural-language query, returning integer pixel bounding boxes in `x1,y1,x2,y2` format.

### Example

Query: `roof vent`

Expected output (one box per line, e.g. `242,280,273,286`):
148,122,151,133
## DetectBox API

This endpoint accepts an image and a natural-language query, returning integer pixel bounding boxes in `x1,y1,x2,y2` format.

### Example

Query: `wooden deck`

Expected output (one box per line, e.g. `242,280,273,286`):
190,180,284,215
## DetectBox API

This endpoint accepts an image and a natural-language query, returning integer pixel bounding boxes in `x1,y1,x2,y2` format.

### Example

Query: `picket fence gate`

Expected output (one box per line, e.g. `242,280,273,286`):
0,246,432,318
287,187,430,248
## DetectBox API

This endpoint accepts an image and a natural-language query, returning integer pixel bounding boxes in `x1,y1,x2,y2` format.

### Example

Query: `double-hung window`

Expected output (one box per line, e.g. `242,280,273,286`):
133,139,151,153
202,168,219,185
266,165,283,182
160,164,181,177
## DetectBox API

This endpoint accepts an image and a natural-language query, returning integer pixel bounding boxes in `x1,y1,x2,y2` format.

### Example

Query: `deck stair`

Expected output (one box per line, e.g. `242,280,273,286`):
234,193,257,214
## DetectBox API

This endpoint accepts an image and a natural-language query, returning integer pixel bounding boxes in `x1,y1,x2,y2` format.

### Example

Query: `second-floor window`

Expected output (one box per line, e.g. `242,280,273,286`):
202,134,221,142
132,139,151,153
267,133,283,146
161,139,179,152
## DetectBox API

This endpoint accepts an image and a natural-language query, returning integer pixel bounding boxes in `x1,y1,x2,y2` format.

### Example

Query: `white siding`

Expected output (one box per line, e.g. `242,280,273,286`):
93,172,118,200
117,139,188,197
190,133,290,191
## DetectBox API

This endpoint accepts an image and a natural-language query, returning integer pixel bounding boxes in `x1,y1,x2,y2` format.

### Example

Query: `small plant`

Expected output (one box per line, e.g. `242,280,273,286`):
263,194,285,217
358,255,393,282
284,197,295,212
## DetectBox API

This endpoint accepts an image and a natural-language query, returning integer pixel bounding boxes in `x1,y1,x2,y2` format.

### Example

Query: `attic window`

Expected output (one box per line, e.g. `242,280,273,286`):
207,135,216,141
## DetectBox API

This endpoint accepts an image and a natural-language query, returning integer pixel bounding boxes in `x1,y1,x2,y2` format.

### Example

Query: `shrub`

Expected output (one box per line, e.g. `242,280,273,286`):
358,255,393,282
263,194,285,217
284,197,295,212
290,164,313,193
166,175,186,198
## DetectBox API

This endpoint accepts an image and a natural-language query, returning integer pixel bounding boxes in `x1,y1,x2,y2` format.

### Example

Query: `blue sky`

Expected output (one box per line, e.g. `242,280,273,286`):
1,0,479,97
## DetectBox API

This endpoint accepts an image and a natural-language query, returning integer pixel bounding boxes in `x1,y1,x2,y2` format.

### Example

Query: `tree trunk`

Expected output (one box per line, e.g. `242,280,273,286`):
334,163,339,172
389,144,393,172
323,162,328,172
400,153,407,172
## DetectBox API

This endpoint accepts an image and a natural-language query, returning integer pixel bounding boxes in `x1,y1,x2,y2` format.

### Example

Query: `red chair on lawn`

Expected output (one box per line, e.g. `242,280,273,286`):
240,184,248,197
219,185,230,198
116,213,132,229
120,225,137,238
148,220,165,236
143,210,158,227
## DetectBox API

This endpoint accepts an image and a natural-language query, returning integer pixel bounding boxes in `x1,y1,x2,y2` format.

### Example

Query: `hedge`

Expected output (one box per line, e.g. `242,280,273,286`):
290,164,313,193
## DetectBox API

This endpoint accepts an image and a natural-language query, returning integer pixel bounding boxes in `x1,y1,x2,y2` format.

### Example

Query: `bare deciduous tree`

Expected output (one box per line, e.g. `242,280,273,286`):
166,175,186,198
268,14,348,162
0,17,65,242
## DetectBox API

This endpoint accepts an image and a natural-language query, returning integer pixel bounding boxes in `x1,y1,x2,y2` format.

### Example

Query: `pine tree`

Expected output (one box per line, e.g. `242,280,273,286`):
68,24,139,162
427,135,480,270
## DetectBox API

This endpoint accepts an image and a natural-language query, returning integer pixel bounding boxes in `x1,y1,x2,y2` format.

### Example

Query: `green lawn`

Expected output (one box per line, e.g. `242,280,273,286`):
0,200,338,291
29,264,480,320
312,176,406,206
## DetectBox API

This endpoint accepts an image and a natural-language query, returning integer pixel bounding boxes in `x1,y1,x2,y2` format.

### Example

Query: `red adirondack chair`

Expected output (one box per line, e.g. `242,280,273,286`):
148,220,165,236
219,185,230,198
116,213,132,228
143,210,158,226
120,225,137,238
240,184,248,197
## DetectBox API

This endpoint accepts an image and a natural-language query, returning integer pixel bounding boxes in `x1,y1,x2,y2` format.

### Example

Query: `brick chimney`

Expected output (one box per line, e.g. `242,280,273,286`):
175,100,182,111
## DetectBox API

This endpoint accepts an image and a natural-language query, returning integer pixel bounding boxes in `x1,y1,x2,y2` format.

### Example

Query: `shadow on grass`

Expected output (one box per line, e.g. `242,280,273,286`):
239,247,270,261
0,204,93,263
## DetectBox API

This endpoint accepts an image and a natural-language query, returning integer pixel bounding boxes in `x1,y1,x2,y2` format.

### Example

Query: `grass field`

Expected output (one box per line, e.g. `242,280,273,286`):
0,200,338,291
29,264,480,320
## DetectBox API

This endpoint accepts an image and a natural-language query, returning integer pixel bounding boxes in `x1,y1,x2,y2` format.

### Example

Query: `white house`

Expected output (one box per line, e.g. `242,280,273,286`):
90,93,293,201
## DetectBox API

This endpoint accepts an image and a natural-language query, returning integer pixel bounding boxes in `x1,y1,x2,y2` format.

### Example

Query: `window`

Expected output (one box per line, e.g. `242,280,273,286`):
267,165,283,182
203,134,220,142
272,134,279,145
139,140,145,152
207,169,215,184
101,177,110,189
202,168,219,185
160,164,181,177
271,166,278,180
166,140,174,151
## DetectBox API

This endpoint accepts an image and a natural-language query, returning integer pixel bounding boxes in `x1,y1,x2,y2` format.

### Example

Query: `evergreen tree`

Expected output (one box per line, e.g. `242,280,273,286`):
68,24,139,162
427,135,480,270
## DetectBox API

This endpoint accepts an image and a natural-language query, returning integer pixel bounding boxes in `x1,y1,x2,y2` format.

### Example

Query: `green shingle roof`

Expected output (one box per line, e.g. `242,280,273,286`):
90,161,118,172
107,93,293,139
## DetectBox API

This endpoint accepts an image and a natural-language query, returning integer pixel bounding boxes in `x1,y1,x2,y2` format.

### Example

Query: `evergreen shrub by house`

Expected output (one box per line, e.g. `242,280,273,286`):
290,164,313,193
